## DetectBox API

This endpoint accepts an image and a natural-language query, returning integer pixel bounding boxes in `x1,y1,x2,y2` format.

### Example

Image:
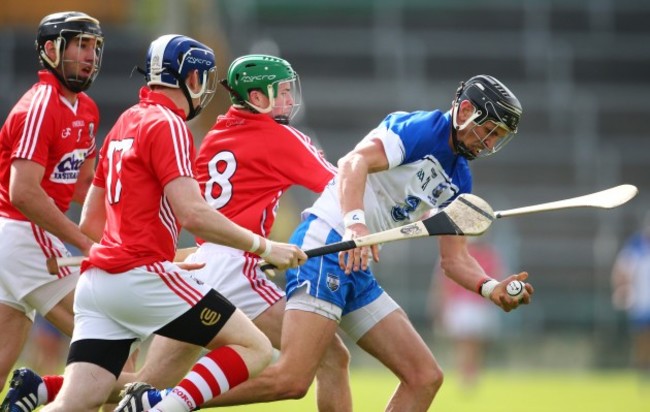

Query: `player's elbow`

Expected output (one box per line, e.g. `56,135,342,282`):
174,203,207,233
9,185,35,212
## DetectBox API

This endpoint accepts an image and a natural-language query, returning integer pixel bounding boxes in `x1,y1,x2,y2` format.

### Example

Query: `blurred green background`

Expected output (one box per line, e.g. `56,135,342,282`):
1,0,649,410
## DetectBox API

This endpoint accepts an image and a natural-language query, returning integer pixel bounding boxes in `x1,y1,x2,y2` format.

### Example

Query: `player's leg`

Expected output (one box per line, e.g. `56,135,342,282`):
197,218,352,409
346,294,443,410
134,306,273,411
0,304,32,389
42,338,134,412
0,284,75,412
39,289,75,337
313,331,352,412
0,220,78,390
102,350,139,411
182,244,350,408
109,248,273,406
42,266,140,411
109,337,200,403
244,296,352,412
198,298,341,408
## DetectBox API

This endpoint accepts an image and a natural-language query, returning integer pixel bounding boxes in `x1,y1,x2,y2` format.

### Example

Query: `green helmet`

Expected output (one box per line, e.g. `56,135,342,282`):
225,54,301,123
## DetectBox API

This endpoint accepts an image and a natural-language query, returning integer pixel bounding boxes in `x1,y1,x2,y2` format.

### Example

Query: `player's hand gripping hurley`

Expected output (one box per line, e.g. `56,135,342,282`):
259,184,638,272
260,192,495,272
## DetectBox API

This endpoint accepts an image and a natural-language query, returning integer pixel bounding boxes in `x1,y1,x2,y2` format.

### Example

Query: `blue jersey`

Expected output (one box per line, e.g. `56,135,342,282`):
305,110,472,234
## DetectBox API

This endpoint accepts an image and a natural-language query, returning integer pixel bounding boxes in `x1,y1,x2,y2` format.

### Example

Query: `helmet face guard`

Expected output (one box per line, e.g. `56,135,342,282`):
451,75,522,160
36,12,104,93
264,75,302,124
225,54,302,124
145,34,217,120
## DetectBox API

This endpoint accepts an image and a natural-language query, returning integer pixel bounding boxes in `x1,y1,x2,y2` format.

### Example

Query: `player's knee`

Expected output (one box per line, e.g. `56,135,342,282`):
281,375,312,400
404,358,444,392
265,365,313,400
322,338,351,372
411,361,445,392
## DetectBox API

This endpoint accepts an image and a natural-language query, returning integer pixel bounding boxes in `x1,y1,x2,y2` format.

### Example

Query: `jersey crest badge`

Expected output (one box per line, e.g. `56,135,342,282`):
326,273,340,292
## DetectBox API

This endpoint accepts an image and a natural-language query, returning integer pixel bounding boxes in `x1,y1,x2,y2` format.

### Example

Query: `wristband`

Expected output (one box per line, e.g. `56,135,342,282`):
260,239,272,258
343,209,366,228
248,234,260,253
479,278,499,299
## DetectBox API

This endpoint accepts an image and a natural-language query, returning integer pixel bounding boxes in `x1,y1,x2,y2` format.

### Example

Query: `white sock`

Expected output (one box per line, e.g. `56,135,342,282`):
37,383,48,405
150,395,188,412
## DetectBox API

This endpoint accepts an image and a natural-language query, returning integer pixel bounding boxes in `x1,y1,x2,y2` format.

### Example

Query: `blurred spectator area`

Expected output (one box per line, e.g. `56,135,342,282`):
0,1,130,25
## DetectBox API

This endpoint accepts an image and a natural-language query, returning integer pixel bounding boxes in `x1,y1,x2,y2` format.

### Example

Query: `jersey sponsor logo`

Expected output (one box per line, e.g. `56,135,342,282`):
200,307,222,326
326,273,340,292
240,74,277,83
50,149,88,183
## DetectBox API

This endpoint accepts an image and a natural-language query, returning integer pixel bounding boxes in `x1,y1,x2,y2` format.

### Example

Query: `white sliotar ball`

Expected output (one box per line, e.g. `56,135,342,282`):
506,280,525,298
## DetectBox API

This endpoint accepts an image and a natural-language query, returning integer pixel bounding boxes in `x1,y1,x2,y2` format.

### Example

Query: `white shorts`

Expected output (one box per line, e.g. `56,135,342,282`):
72,262,214,344
185,243,284,319
0,217,79,320
441,299,499,339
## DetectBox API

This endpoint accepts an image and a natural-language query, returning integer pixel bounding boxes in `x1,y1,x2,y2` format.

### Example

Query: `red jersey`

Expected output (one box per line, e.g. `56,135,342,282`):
0,70,98,220
87,87,194,273
197,107,336,238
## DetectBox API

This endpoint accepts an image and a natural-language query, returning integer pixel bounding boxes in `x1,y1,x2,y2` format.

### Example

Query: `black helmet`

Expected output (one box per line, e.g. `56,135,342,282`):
451,75,522,160
454,74,522,133
35,11,104,93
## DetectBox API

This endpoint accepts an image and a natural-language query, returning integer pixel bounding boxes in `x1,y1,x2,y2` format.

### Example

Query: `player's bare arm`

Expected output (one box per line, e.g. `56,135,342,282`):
337,138,388,273
10,159,94,255
79,184,106,242
71,159,95,204
438,234,533,311
164,176,306,270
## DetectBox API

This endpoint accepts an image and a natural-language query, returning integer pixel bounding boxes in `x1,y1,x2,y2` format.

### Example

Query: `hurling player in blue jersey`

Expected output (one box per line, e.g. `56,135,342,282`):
144,74,535,410
277,74,533,410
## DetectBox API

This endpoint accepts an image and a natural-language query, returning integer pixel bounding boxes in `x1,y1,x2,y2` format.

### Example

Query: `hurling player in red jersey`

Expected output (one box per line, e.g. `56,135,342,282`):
113,55,353,411
0,11,102,393
40,35,306,412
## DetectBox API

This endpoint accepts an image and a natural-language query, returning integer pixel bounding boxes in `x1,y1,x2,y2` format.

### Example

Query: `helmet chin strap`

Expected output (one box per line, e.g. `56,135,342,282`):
165,69,201,120
451,124,476,161
451,103,481,161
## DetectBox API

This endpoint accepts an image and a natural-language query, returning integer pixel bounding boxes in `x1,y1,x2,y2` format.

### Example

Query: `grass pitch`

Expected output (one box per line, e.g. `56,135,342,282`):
2,368,647,411
217,368,649,412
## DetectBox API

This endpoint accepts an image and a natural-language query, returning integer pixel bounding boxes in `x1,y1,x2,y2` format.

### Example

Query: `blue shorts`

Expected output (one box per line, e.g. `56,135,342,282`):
285,215,384,315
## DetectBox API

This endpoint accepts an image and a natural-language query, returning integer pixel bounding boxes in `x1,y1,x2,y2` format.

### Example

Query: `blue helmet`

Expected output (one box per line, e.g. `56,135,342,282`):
145,34,217,119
